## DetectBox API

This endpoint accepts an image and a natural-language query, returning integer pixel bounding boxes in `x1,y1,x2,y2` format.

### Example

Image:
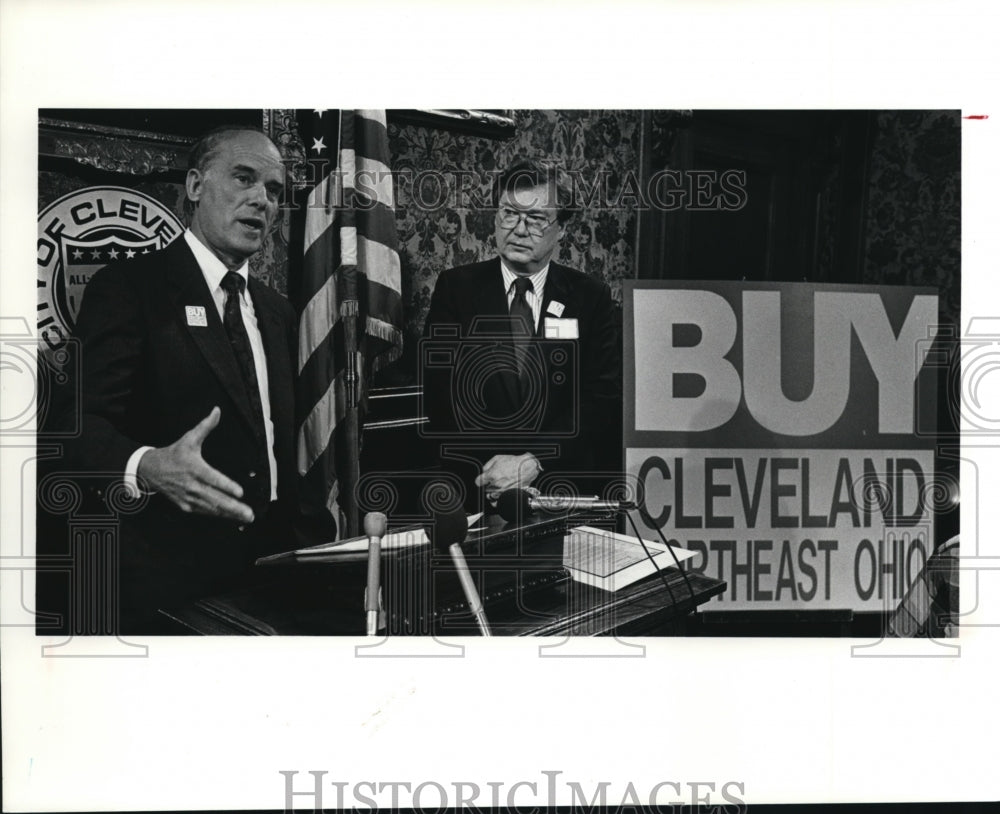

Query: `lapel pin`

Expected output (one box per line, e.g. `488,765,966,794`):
185,305,208,327
547,300,565,317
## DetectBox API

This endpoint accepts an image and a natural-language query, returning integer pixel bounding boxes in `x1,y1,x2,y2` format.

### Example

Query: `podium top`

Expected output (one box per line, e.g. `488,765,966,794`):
256,509,581,567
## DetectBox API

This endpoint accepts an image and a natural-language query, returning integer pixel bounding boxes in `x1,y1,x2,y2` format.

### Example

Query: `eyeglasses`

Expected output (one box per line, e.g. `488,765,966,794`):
496,206,558,237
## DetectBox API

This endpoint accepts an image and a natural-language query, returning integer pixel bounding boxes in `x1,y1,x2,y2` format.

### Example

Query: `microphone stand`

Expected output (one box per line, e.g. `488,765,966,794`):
449,542,492,637
364,512,387,635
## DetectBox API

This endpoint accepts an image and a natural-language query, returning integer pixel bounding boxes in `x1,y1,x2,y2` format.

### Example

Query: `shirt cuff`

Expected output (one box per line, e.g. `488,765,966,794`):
124,446,155,498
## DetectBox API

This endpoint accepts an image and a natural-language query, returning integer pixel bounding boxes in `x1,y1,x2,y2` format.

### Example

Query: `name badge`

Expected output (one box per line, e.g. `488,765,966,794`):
546,300,566,317
185,305,208,327
544,317,579,339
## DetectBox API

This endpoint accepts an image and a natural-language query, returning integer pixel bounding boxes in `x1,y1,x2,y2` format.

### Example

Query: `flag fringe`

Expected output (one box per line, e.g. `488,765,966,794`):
366,316,402,346
366,317,403,372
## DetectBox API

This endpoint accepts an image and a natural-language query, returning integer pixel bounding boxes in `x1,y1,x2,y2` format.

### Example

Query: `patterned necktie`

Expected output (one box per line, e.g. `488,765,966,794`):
221,271,271,505
509,276,535,395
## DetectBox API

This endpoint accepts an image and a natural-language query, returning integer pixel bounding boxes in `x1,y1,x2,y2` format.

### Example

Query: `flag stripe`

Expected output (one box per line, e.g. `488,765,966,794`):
358,234,401,292
355,109,387,126
299,440,340,510
297,319,344,418
354,156,395,207
350,200,399,251
298,217,340,322
354,110,387,144
297,370,345,475
368,278,404,325
303,173,339,251
298,273,339,371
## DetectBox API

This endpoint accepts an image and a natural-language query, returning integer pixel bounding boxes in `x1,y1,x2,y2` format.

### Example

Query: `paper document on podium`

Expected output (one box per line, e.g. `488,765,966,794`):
564,526,697,592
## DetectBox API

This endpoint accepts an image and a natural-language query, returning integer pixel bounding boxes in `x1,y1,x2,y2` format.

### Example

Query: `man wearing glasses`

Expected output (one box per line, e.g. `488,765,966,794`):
423,159,621,508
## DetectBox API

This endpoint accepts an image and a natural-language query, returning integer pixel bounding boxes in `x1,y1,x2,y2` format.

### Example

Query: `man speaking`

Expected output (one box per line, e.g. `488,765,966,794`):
422,159,621,508
63,126,300,632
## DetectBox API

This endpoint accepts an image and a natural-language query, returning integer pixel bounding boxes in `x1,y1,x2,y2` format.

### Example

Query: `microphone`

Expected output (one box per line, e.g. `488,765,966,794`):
496,488,636,522
429,507,492,636
363,511,387,635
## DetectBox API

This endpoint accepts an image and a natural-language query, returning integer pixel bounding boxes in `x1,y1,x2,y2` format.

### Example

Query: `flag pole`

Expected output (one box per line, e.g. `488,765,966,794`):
340,276,361,538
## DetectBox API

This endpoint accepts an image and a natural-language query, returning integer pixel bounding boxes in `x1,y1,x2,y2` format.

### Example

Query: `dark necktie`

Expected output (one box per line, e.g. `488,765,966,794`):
509,276,535,395
221,271,271,505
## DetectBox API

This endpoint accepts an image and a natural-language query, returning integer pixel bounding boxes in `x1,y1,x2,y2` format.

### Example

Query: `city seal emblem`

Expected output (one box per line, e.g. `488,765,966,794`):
37,186,183,353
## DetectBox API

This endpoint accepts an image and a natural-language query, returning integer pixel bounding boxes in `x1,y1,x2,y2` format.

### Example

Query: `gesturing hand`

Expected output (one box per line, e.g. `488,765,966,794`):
136,407,255,524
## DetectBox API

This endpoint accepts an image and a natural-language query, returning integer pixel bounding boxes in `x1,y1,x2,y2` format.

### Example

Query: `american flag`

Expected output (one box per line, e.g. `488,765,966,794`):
294,109,403,537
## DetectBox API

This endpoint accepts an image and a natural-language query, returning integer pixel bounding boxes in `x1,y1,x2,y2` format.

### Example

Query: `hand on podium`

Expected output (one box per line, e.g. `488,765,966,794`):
475,452,542,500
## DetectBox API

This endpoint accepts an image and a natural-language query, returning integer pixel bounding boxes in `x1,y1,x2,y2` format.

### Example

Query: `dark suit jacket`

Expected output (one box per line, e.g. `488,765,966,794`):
422,258,621,502
65,238,300,624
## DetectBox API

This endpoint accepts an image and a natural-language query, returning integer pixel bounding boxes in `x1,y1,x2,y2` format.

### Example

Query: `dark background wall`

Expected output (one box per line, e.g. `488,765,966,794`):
861,110,961,325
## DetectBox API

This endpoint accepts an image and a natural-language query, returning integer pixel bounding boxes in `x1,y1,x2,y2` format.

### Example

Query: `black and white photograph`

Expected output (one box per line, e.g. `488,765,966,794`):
32,106,962,639
2,1,998,812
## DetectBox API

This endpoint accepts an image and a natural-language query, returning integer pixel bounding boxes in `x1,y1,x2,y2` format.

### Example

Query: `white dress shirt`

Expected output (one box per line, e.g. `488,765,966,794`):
125,230,278,501
500,260,548,332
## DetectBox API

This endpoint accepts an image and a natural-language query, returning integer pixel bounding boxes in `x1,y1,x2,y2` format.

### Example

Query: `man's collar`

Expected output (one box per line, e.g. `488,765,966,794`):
500,259,549,291
184,229,249,291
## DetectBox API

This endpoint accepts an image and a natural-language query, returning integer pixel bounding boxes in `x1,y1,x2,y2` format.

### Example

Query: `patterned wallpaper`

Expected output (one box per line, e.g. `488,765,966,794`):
862,110,961,327
39,173,186,222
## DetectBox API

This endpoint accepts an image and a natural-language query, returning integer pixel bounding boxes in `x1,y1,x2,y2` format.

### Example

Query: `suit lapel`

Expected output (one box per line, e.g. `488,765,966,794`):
518,263,571,414
476,258,511,324
165,241,259,435
538,262,573,334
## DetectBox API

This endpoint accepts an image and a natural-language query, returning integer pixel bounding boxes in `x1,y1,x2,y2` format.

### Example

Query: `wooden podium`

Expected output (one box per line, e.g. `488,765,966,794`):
163,512,726,636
